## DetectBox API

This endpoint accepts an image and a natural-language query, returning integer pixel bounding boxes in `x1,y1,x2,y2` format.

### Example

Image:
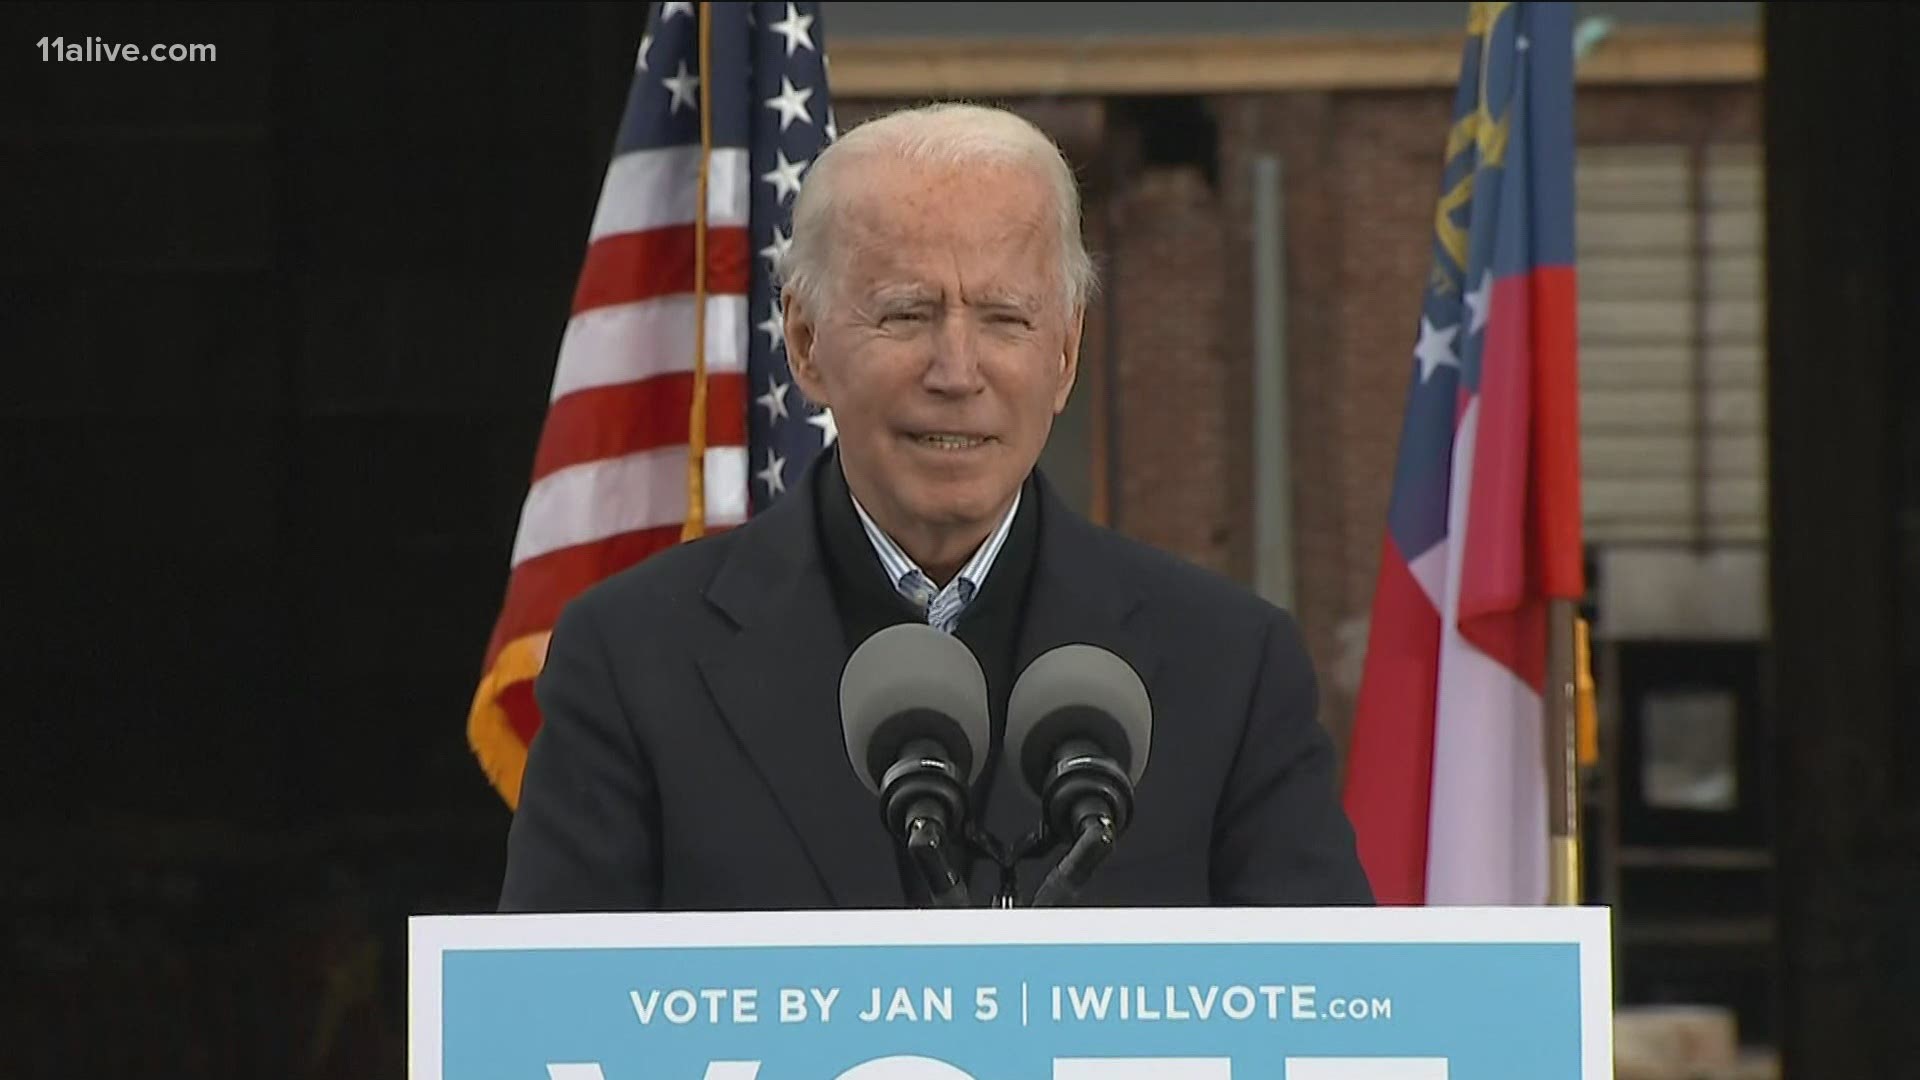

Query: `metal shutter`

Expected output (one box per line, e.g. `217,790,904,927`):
1577,143,1766,547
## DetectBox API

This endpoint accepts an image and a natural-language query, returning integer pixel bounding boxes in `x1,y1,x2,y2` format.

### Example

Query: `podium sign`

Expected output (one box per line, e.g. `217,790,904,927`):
411,906,1611,1079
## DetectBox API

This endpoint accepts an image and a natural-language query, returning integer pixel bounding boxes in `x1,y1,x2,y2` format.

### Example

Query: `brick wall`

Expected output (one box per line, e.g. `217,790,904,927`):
1219,83,1759,754
842,80,1760,759
1107,166,1235,572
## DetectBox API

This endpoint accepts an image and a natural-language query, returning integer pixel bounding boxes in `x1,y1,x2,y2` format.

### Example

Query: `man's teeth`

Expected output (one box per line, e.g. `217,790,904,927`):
917,434,986,449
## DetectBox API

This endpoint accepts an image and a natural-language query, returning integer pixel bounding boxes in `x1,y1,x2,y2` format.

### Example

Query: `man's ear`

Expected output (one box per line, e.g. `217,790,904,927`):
782,289,829,406
1052,304,1086,414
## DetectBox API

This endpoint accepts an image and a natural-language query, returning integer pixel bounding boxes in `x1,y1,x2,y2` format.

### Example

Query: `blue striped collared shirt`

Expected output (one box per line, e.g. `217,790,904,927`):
849,489,1021,634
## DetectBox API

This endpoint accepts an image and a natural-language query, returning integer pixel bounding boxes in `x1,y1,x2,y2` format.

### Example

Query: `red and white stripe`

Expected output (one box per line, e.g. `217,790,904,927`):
1346,266,1579,906
1421,395,1549,906
481,141,753,746
1422,267,1577,905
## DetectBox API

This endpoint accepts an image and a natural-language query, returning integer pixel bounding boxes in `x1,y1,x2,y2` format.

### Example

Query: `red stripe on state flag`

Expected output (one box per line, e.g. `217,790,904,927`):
1342,534,1444,905
1529,265,1583,598
530,372,750,483
1456,266,1580,692
571,224,751,315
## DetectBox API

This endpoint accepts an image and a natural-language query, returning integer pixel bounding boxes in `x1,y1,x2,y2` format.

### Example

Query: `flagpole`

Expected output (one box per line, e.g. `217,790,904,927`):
1546,596,1582,904
682,1,714,542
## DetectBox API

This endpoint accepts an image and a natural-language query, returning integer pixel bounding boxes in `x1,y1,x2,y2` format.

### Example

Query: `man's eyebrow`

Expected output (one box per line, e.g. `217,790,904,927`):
866,283,940,305
972,289,1041,311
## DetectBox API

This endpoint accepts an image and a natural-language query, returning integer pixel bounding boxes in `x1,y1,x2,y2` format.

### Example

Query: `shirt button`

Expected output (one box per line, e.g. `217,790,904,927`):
903,577,934,608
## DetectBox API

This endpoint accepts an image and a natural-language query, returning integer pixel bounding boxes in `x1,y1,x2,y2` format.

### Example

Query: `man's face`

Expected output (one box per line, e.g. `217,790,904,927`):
785,157,1083,549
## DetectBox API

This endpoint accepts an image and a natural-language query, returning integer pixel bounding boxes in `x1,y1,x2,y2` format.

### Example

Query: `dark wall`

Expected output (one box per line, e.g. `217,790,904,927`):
818,0,1756,37
3,4,648,1075
1765,2,1920,1076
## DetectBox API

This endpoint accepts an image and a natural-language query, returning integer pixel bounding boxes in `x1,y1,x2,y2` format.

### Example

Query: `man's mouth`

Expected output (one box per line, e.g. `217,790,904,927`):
909,432,992,451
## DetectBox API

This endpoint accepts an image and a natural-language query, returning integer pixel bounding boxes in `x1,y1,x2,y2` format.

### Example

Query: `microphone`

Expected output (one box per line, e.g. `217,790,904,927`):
840,623,992,909
1005,643,1152,907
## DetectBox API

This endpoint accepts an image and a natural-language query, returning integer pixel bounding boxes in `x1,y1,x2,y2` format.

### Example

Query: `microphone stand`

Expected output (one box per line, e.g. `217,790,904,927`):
904,814,970,909
883,740,973,909
1030,814,1115,907
1027,744,1134,908
950,811,1125,908
965,823,1056,908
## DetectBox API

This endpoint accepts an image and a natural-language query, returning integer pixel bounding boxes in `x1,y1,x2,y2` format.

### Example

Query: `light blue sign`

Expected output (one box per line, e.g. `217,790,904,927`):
410,907,1612,1079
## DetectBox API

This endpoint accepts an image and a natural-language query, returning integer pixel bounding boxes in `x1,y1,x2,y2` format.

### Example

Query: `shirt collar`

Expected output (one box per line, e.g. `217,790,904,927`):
848,483,1022,605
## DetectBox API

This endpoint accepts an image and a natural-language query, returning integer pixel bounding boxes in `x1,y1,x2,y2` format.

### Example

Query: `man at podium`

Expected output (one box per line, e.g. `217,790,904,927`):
498,103,1373,914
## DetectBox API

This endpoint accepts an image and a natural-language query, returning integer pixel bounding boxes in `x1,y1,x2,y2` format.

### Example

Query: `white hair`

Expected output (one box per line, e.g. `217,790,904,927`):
777,102,1098,317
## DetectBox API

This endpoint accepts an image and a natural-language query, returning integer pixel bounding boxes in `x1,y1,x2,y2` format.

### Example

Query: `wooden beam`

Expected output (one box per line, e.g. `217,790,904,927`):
826,27,1759,99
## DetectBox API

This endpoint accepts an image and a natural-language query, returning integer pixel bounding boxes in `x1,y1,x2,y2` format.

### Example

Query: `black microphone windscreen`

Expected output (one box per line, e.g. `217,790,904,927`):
1006,643,1152,797
839,623,991,795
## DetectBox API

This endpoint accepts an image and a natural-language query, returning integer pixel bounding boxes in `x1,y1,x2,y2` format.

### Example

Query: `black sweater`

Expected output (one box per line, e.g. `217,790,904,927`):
812,453,1041,899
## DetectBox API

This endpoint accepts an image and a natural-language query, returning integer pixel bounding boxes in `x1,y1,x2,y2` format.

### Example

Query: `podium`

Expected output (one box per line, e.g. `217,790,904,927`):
410,906,1612,1079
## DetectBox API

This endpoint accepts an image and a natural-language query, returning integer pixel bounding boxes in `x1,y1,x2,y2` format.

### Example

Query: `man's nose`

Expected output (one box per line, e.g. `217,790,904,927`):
922,314,986,396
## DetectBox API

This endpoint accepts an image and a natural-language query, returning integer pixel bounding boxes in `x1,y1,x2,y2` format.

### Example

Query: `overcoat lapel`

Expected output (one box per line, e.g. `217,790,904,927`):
694,462,906,910
974,472,1163,892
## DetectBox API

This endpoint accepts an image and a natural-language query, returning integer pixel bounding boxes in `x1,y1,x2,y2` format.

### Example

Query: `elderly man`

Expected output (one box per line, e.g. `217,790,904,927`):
499,103,1372,912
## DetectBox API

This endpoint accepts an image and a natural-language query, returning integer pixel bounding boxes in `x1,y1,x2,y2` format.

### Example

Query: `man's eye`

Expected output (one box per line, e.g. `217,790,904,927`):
881,311,926,325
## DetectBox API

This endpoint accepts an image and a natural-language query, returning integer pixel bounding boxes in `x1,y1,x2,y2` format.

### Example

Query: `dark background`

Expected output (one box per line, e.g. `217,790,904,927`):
3,3,1919,1078
1764,3,1920,1076
4,4,653,1074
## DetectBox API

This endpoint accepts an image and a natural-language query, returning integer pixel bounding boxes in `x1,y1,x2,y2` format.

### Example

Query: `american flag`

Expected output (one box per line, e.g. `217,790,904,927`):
1341,1,1585,905
468,1,836,807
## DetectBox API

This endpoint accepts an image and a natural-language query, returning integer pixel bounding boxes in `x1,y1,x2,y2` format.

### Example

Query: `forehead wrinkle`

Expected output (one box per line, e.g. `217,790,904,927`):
834,172,1063,313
